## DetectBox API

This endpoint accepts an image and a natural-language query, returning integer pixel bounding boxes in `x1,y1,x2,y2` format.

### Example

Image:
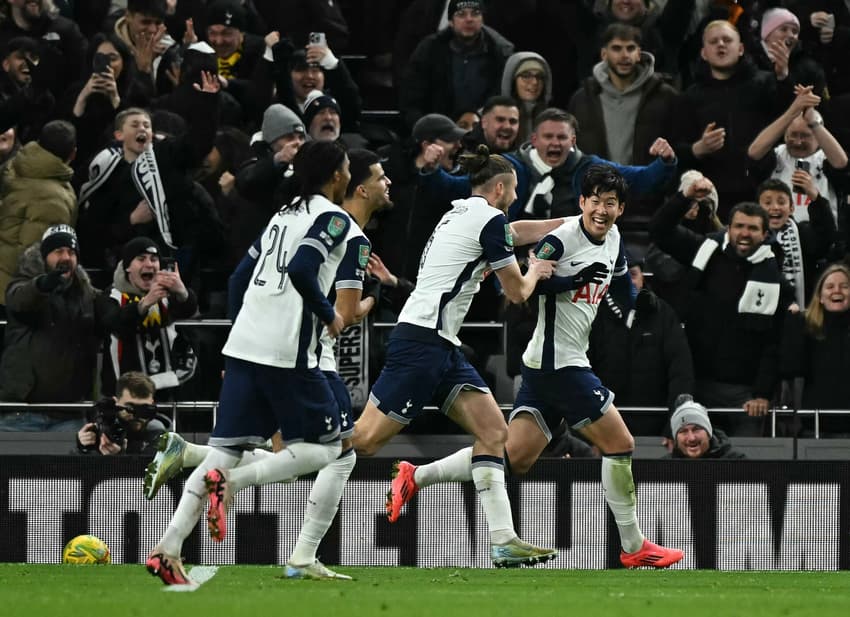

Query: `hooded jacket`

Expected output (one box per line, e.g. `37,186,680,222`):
500,51,552,143
0,142,76,304
568,51,677,167
0,244,107,403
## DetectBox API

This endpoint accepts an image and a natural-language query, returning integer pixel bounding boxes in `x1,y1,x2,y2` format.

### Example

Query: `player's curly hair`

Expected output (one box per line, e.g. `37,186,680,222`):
458,145,514,190
290,140,348,211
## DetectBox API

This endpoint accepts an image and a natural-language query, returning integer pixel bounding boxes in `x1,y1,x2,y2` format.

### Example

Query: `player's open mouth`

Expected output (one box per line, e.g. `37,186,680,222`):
136,134,148,144
141,272,155,282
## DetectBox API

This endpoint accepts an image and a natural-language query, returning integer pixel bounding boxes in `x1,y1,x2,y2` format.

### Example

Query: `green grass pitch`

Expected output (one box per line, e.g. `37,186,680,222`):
2,564,848,617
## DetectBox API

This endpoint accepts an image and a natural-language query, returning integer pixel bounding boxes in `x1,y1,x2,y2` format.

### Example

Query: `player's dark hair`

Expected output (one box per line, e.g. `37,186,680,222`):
580,164,628,202
532,108,578,133
116,371,155,399
600,23,642,47
38,120,76,162
756,178,792,203
459,144,514,190
728,201,769,232
345,148,381,198
291,140,347,211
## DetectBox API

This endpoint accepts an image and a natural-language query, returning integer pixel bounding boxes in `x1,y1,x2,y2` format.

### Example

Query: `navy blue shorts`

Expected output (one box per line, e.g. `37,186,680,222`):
369,337,489,425
509,365,614,441
210,357,340,448
324,370,353,439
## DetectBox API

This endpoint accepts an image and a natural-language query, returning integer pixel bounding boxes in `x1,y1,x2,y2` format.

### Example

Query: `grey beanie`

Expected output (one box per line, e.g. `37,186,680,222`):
261,104,305,144
670,398,713,438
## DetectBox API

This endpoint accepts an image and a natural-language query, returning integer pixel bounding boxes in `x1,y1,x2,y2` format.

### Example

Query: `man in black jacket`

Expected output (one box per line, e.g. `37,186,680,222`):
0,225,109,429
672,19,793,221
649,178,793,436
202,0,273,128
588,258,694,436
399,0,514,132
230,103,304,264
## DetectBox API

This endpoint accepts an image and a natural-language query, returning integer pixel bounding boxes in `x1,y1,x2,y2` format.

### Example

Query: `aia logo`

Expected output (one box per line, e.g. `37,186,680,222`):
571,283,609,304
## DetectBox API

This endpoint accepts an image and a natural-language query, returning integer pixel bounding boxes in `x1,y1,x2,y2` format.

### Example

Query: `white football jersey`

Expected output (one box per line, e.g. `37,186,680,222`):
223,195,352,368
772,145,838,222
523,215,627,370
319,223,371,371
397,195,516,346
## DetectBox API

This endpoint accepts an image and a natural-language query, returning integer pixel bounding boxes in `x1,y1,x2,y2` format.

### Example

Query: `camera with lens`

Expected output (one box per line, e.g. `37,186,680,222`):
90,398,127,444
89,398,159,444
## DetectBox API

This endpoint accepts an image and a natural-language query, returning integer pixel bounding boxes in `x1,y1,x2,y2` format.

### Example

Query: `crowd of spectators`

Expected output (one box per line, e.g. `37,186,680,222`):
0,0,848,443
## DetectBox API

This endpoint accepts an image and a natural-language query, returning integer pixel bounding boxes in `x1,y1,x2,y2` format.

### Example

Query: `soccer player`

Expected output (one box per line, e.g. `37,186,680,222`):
145,149,391,581
146,141,353,585
387,164,685,568
353,145,563,567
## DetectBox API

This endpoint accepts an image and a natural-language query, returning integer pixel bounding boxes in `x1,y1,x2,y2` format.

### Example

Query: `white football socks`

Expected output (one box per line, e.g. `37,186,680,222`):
471,456,516,545
227,441,341,493
413,446,473,487
159,447,241,555
601,455,645,553
288,449,357,566
182,441,209,468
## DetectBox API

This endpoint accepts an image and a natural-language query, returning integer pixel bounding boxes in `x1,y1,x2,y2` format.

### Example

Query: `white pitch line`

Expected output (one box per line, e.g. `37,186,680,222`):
163,565,219,592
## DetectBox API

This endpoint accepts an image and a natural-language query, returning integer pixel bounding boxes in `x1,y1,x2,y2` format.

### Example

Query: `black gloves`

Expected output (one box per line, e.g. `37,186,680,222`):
634,288,658,313
36,267,69,293
571,262,609,288
362,274,382,304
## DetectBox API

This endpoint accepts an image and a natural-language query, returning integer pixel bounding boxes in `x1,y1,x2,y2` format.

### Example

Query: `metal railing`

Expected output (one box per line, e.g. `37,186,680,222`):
2,318,848,439
2,401,845,440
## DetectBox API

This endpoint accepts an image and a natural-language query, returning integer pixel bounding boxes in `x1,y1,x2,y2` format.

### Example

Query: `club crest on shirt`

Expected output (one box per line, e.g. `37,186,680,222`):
328,216,346,237
358,244,370,267
504,224,514,247
537,242,555,259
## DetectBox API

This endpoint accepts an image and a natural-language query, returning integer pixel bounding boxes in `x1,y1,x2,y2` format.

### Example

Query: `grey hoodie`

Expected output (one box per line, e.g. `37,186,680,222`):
592,51,655,165
501,51,553,143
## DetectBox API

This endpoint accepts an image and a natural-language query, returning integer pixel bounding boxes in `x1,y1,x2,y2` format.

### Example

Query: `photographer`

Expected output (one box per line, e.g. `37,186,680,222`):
77,372,168,455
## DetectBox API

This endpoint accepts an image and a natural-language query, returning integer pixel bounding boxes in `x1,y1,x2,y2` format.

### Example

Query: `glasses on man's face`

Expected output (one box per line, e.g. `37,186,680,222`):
517,72,544,82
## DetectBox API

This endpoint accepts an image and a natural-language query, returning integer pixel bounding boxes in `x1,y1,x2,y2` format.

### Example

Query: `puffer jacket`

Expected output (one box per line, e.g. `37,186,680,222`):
0,142,76,304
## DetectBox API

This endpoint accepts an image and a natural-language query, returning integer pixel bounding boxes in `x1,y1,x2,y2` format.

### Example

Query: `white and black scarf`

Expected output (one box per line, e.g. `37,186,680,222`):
692,231,781,327
79,146,176,249
523,149,555,217
774,220,805,307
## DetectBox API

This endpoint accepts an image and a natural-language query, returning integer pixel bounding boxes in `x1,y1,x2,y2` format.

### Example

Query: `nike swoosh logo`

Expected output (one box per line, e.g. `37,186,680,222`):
570,261,583,266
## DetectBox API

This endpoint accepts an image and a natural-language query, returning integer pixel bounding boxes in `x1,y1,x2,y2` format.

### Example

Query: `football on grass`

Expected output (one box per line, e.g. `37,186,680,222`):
62,535,111,564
